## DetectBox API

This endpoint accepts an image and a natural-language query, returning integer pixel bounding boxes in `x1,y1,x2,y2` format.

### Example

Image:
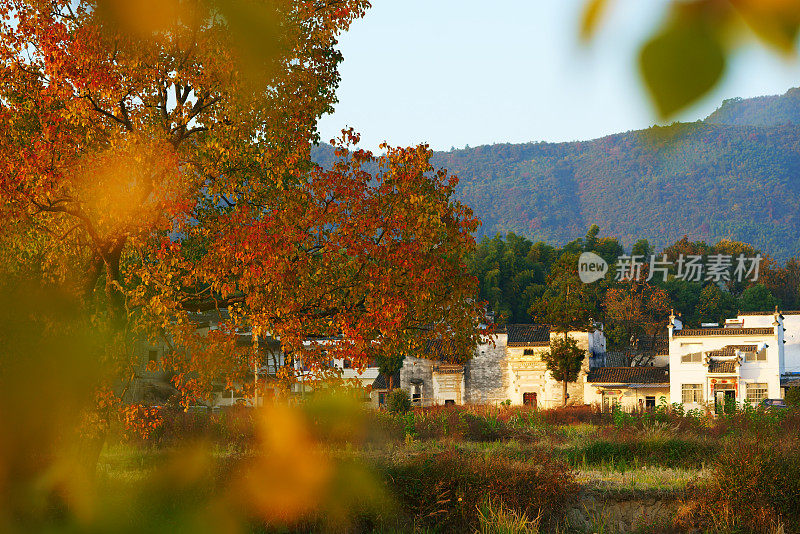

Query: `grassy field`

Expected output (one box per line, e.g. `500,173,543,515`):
87,401,800,533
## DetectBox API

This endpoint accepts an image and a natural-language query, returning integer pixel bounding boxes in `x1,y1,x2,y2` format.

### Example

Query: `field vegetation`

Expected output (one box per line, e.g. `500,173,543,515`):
91,400,800,533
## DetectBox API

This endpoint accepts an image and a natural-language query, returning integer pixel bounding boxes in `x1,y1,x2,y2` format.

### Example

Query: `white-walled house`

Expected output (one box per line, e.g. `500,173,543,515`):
736,310,800,375
399,324,606,408
668,311,782,412
584,366,670,412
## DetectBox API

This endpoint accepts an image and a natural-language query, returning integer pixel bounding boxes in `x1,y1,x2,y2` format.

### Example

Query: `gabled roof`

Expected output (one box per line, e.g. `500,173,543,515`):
707,360,737,374
706,345,757,358
587,366,669,384
423,338,467,359
506,324,550,347
372,371,400,390
674,327,773,337
738,310,800,316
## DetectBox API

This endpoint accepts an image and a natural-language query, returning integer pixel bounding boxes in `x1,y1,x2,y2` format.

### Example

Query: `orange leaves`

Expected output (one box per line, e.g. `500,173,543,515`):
121,403,163,440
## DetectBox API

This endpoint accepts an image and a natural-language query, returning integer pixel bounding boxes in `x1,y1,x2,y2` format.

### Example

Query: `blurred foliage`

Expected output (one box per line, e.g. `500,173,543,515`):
582,0,800,118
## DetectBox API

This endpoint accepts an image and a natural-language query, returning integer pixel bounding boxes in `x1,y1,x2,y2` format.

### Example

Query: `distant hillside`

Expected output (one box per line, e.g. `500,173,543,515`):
705,87,800,127
313,88,800,259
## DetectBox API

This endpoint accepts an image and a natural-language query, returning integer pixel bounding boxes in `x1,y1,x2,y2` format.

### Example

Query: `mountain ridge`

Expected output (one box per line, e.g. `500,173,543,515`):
313,87,800,259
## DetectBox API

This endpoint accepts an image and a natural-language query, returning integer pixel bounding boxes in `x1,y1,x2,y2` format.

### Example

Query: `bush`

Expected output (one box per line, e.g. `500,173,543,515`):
477,498,541,534
143,405,254,448
386,388,411,414
377,449,576,531
461,412,505,441
540,404,599,425
785,387,800,407
677,441,800,533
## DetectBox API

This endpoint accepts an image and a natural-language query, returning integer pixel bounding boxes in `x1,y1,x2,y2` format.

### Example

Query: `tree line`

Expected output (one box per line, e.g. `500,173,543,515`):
468,225,800,350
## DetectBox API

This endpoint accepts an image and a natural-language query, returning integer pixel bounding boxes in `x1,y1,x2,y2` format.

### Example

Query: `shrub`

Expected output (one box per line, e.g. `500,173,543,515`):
461,412,506,441
567,437,714,469
386,389,411,414
786,387,800,407
377,449,576,531
540,404,599,425
143,405,254,448
677,441,800,533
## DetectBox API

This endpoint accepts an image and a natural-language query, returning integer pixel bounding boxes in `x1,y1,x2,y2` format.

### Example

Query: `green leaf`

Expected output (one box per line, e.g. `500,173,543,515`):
639,17,725,118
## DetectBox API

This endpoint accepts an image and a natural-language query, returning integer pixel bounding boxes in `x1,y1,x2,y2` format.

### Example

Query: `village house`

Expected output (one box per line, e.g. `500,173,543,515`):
583,366,670,412
668,310,782,412
582,330,671,411
128,306,798,412
398,324,606,408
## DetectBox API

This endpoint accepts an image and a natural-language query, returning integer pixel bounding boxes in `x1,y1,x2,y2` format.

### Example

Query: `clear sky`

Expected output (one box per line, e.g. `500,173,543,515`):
317,0,800,152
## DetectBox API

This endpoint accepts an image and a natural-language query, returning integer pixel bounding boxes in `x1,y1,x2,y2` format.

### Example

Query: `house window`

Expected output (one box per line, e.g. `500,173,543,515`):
682,384,704,404
746,383,768,403
745,349,767,362
148,350,158,362
523,349,535,355
378,392,386,406
645,396,656,409
343,359,352,369
681,352,702,363
444,399,455,406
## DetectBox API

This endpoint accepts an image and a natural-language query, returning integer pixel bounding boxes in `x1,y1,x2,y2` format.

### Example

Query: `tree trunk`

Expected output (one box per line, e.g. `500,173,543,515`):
104,239,127,327
562,379,568,407
76,430,107,481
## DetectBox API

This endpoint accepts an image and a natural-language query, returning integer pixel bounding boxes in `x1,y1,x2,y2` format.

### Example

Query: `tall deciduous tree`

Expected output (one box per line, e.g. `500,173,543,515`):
0,0,485,424
604,277,671,350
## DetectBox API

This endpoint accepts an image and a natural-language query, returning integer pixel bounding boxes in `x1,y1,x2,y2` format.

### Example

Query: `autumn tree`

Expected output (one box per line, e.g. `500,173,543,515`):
542,336,584,407
0,0,485,456
604,277,671,352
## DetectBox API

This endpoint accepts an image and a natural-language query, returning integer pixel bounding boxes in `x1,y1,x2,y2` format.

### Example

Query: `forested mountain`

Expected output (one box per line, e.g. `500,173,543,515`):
705,87,800,127
314,87,800,259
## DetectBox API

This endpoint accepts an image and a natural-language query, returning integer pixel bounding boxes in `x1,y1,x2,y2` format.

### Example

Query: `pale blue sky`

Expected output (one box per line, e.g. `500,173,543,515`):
317,0,800,152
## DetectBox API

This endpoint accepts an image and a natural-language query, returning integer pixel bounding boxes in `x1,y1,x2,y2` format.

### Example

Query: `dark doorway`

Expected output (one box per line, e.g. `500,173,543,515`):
523,392,537,408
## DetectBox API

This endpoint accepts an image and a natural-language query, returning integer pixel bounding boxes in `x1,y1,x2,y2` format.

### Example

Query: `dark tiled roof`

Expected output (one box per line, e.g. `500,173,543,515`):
605,352,633,367
188,308,232,327
707,360,737,374
587,367,669,384
423,339,468,359
372,371,400,390
652,338,669,354
506,324,550,346
737,310,800,316
674,327,773,337
706,345,757,358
